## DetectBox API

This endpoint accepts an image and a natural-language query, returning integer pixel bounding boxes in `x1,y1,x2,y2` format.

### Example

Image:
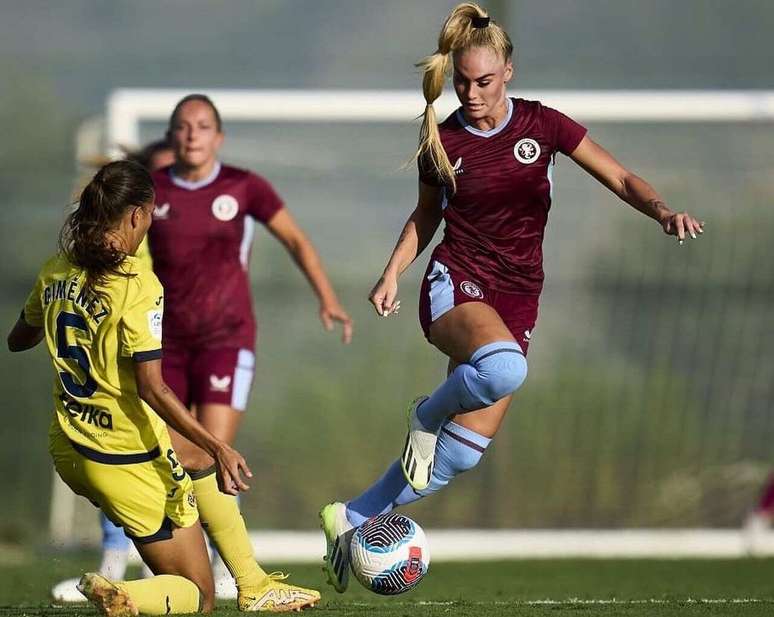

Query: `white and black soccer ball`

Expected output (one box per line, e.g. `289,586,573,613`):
349,513,430,595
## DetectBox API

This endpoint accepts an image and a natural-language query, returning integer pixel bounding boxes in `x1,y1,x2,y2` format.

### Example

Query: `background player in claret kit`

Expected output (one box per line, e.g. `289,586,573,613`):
320,2,705,592
127,138,176,173
149,94,352,595
8,160,320,614
744,474,774,553
51,138,177,604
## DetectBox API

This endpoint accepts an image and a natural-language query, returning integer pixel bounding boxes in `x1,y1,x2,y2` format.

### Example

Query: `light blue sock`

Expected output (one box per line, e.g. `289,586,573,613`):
346,421,490,526
416,341,527,432
100,512,130,551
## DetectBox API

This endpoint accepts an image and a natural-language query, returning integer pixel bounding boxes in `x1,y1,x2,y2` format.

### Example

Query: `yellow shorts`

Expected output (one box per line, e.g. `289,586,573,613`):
49,423,199,543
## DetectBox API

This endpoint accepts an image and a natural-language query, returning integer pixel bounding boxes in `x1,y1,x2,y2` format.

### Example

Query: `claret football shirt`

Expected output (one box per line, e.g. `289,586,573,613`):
420,98,587,295
149,163,284,349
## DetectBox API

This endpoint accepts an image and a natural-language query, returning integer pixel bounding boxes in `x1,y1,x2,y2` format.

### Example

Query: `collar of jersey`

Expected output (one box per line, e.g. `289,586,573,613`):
169,161,222,191
121,254,142,272
456,97,514,138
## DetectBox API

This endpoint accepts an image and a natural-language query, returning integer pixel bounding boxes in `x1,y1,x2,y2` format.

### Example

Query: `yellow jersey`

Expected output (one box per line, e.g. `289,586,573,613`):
24,253,167,462
135,236,154,271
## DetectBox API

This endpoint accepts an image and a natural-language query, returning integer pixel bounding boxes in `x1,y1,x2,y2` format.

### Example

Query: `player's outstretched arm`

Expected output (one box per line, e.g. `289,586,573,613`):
369,181,444,317
266,209,353,344
570,135,705,244
134,358,253,495
7,315,44,352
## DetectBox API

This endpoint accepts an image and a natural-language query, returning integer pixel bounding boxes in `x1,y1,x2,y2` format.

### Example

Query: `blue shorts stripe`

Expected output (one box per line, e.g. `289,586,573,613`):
428,261,455,321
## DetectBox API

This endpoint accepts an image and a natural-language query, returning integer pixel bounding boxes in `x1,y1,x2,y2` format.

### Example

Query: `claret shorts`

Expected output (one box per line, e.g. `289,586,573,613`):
418,259,539,355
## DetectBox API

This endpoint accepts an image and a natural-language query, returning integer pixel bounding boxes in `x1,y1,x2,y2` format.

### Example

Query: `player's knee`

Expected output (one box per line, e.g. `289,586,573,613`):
481,354,527,403
468,343,528,407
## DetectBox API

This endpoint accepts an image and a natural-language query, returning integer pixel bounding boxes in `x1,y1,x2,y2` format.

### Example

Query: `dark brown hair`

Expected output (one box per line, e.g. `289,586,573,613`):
168,93,223,132
59,160,154,290
125,138,173,171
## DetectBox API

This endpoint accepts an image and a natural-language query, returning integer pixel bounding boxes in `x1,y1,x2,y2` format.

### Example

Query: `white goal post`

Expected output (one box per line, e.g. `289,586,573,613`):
106,88,774,156
51,88,774,559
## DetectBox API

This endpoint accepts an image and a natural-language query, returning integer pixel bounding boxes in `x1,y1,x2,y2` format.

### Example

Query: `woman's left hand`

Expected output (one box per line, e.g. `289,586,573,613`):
659,211,705,244
319,302,353,344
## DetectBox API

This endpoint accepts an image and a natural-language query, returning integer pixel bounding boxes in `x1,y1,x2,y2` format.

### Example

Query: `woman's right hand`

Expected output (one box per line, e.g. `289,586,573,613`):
213,442,253,496
368,273,400,317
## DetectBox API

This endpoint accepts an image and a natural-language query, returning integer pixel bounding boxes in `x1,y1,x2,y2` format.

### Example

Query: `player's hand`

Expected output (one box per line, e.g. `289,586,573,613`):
369,274,401,317
320,301,353,344
660,211,704,245
213,442,252,496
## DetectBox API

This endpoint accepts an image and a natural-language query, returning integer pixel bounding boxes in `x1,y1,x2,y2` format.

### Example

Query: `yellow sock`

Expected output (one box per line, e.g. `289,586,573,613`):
191,467,267,594
117,575,200,615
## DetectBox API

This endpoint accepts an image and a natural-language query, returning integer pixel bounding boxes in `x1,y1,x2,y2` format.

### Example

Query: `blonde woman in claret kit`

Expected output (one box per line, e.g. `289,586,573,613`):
320,2,704,593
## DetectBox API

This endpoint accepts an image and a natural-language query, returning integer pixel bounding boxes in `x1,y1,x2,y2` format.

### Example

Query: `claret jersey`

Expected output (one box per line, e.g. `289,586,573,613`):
149,163,283,349
420,97,587,295
23,254,167,458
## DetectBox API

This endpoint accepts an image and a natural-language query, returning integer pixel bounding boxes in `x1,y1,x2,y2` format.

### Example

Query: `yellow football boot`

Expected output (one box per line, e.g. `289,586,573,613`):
77,573,138,617
238,572,320,612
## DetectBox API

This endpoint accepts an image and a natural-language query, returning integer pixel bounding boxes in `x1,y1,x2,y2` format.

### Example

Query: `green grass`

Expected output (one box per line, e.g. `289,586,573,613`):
3,551,774,616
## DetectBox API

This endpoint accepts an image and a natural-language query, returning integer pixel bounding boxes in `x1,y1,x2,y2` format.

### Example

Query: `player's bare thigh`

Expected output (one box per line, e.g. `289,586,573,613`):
134,520,215,612
167,428,213,471
167,405,244,471
197,404,244,445
428,302,517,437
428,301,516,363
166,407,243,476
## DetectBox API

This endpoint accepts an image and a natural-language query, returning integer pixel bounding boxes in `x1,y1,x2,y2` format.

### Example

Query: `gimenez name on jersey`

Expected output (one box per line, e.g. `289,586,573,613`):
42,277,110,324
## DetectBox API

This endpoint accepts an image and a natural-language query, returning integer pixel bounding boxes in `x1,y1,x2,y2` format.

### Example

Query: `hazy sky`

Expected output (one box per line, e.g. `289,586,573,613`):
1,0,771,116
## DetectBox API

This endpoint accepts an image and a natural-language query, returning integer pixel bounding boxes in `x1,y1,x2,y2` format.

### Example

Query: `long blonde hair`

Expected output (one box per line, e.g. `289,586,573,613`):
415,3,514,190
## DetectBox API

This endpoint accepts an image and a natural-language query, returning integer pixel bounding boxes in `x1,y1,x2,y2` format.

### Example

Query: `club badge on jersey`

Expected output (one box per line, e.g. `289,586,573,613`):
513,138,541,164
211,194,239,221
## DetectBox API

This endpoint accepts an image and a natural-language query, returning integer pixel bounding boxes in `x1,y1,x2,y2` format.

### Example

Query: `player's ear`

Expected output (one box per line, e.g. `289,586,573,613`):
130,205,145,229
504,60,514,84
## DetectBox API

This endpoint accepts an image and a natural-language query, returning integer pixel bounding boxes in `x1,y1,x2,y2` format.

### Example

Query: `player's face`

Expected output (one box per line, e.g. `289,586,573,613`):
169,101,223,170
452,47,513,123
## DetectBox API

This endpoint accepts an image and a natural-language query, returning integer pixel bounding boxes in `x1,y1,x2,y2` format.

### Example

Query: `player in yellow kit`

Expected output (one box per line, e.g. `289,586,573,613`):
51,139,177,604
8,160,320,615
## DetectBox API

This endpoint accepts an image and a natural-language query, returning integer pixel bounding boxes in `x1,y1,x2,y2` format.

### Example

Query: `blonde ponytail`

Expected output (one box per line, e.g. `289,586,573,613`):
416,51,454,190
414,3,514,191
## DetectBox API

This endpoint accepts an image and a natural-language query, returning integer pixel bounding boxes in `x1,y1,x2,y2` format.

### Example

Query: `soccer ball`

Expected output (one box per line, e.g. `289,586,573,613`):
349,513,430,595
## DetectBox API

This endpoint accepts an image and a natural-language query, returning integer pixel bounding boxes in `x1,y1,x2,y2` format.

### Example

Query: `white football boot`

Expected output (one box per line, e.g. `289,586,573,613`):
212,553,239,599
400,396,436,491
743,510,773,556
319,501,355,593
51,577,86,603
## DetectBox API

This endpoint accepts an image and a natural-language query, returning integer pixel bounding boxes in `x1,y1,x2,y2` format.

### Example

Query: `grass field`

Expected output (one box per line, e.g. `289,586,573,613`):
3,550,774,616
